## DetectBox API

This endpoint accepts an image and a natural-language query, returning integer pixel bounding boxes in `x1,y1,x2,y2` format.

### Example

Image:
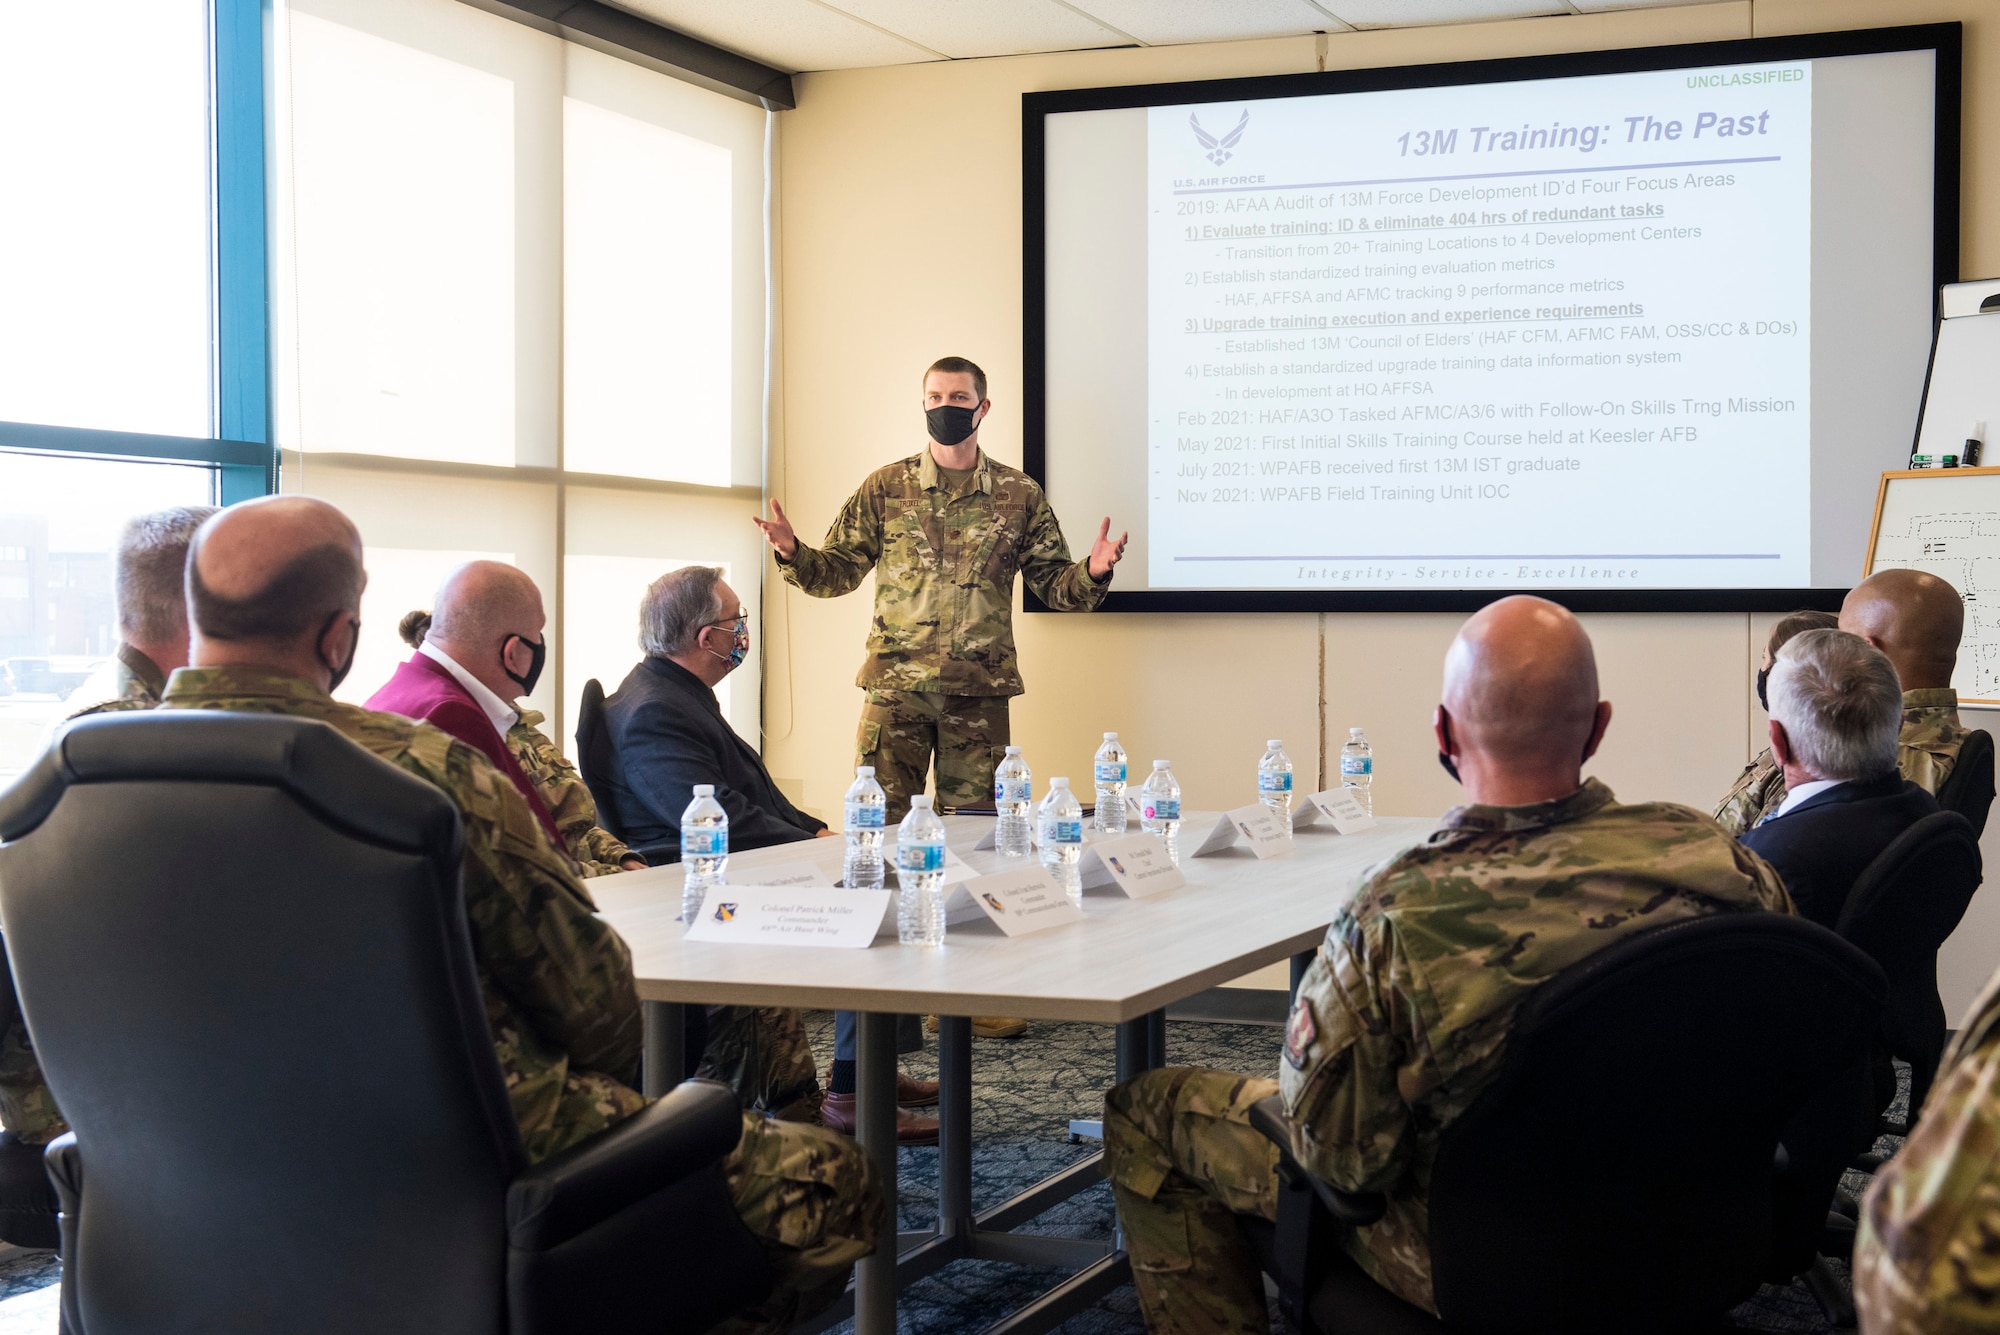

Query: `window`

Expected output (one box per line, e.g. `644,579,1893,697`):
275,0,771,756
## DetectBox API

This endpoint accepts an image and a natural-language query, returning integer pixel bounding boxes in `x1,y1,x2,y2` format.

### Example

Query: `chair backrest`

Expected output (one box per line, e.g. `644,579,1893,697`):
1424,914,1884,1335
575,677,623,840
1935,728,1996,839
0,711,527,1335
1835,809,1983,1111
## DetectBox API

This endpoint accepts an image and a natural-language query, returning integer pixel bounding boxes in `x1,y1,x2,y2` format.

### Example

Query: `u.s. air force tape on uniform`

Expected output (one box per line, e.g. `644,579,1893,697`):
1193,803,1295,859
686,886,890,949
1078,832,1184,898
960,866,1085,937
1293,789,1376,835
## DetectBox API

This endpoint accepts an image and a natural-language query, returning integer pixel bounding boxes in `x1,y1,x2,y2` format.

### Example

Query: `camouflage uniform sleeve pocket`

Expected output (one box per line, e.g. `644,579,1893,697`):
858,719,882,759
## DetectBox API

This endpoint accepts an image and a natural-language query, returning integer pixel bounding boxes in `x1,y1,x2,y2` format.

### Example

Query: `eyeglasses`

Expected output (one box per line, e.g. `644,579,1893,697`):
707,615,747,633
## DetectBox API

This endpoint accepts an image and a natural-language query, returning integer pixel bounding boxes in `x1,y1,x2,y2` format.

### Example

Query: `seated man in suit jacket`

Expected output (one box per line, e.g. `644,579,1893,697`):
602,565,939,1140
1739,627,1939,929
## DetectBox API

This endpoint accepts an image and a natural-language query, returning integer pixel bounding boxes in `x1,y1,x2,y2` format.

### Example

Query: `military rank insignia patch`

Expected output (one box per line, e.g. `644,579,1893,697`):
1284,997,1317,1071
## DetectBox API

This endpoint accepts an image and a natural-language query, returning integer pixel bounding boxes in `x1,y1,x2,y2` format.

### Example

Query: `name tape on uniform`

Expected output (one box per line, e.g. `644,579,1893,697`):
685,886,889,949
1078,833,1185,898
1293,790,1377,835
962,866,1086,937
1193,803,1295,860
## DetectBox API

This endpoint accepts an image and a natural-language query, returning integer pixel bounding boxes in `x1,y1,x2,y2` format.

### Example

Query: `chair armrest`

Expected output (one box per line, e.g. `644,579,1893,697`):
507,1078,743,1251
1249,1095,1387,1227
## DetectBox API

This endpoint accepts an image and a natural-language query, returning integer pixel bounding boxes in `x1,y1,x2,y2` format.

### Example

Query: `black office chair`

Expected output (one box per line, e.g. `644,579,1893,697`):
1836,809,1984,1119
575,677,622,838
1245,914,1885,1335
0,711,770,1335
1935,728,1995,839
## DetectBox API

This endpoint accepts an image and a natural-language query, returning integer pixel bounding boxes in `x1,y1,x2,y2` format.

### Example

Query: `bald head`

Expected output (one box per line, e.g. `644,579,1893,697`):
422,561,547,703
1437,597,1610,804
1840,568,1963,691
186,496,365,687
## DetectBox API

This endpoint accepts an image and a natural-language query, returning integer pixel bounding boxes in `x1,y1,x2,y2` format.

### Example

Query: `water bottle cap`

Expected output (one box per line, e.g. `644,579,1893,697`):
1349,727,1365,739
1153,759,1169,769
1004,745,1020,754
910,795,933,808
1103,731,1118,739
1051,777,1070,788
1267,739,1283,748
856,766,875,776
692,784,715,797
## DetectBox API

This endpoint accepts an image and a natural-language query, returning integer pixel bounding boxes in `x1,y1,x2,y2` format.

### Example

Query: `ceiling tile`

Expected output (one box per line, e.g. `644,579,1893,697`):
604,0,943,73
1068,0,1352,45
1319,0,1571,29
1566,0,1719,11
819,0,1134,59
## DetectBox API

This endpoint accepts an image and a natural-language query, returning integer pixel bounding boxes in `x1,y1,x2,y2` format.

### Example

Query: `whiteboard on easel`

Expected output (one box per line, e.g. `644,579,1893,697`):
1912,279,2000,466
1865,467,2000,705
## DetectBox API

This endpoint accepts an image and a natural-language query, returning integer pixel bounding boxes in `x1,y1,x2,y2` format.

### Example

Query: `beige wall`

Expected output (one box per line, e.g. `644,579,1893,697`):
762,1,2000,1007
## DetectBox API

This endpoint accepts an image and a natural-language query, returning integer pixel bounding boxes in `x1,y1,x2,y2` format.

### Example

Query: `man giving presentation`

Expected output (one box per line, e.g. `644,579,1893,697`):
755,356,1127,820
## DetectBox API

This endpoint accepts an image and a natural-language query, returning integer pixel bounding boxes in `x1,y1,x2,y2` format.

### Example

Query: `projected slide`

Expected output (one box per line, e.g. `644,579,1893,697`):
1035,30,1949,607
1146,65,1812,591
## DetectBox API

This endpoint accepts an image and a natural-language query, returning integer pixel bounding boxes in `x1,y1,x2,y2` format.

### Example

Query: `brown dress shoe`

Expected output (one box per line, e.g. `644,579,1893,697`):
924,1014,1029,1039
820,1092,939,1145
898,1073,940,1108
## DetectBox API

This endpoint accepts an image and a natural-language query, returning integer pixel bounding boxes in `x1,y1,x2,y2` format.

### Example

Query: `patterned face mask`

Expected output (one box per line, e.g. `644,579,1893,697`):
707,617,749,671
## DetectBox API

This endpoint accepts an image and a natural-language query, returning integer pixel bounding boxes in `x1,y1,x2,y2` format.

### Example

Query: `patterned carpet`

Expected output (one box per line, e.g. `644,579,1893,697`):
0,1011,1896,1333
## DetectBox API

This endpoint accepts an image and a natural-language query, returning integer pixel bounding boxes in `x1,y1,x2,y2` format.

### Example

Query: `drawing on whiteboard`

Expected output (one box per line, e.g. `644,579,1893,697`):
1867,468,2000,702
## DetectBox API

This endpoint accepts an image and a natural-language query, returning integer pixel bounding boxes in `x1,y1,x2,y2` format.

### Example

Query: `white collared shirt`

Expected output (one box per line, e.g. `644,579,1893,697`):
1767,777,1841,823
418,641,519,738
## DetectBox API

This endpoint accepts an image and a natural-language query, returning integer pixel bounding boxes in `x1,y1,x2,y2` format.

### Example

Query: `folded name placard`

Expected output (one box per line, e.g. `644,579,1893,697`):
1293,789,1377,835
1079,832,1185,898
1193,803,1295,859
962,866,1086,937
746,860,836,888
685,886,889,949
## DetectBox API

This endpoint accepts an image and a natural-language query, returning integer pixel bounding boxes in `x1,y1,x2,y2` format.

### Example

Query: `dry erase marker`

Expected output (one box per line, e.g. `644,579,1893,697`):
1968,422,1986,468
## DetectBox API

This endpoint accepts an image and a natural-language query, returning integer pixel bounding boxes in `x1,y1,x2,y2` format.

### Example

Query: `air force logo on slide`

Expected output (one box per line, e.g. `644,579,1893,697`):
1190,109,1249,165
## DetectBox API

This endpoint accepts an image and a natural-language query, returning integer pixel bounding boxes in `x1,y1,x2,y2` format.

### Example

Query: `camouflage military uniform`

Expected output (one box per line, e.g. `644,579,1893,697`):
506,709,636,877
1103,779,1792,1329
62,643,166,721
780,449,1109,818
1899,687,1970,796
1713,747,1786,835
1855,964,2000,1334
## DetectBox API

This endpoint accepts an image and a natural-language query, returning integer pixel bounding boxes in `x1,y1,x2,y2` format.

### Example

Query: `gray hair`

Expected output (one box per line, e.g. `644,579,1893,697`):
640,566,726,658
116,505,219,643
1768,628,1903,782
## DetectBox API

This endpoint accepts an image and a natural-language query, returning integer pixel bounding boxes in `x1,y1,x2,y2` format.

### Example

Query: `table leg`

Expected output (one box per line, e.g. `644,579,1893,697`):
855,1011,900,1335
939,1015,974,1239
1290,949,1315,999
1115,1009,1166,1085
642,1001,685,1098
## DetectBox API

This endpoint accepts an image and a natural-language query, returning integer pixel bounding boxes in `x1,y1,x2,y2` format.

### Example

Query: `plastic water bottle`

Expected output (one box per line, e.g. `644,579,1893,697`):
843,766,887,888
1340,728,1374,815
994,745,1033,858
680,784,728,923
1139,760,1183,866
1258,739,1295,836
895,795,948,947
1038,777,1086,907
1093,732,1129,834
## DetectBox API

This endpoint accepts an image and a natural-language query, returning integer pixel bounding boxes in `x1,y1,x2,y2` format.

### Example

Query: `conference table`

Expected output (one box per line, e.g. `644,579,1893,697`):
592,811,1433,1335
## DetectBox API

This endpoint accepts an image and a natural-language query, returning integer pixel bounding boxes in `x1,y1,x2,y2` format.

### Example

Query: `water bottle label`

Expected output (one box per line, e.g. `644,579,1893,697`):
995,778,1031,802
1144,799,1181,821
1049,819,1083,844
681,828,726,857
1341,755,1373,776
1094,761,1127,784
897,842,945,872
844,803,885,829
1258,772,1294,794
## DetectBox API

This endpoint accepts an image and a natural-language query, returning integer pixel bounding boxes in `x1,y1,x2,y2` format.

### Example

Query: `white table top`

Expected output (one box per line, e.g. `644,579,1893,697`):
592,814,1435,1024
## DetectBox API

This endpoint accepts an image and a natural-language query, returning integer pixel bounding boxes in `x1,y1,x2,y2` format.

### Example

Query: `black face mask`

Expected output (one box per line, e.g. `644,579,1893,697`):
1437,750,1461,783
1754,665,1770,713
926,405,980,447
321,612,358,692
505,635,546,696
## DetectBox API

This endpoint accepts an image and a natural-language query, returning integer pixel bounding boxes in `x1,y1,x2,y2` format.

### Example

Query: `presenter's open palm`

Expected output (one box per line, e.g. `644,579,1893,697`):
753,500,798,560
1089,518,1128,580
